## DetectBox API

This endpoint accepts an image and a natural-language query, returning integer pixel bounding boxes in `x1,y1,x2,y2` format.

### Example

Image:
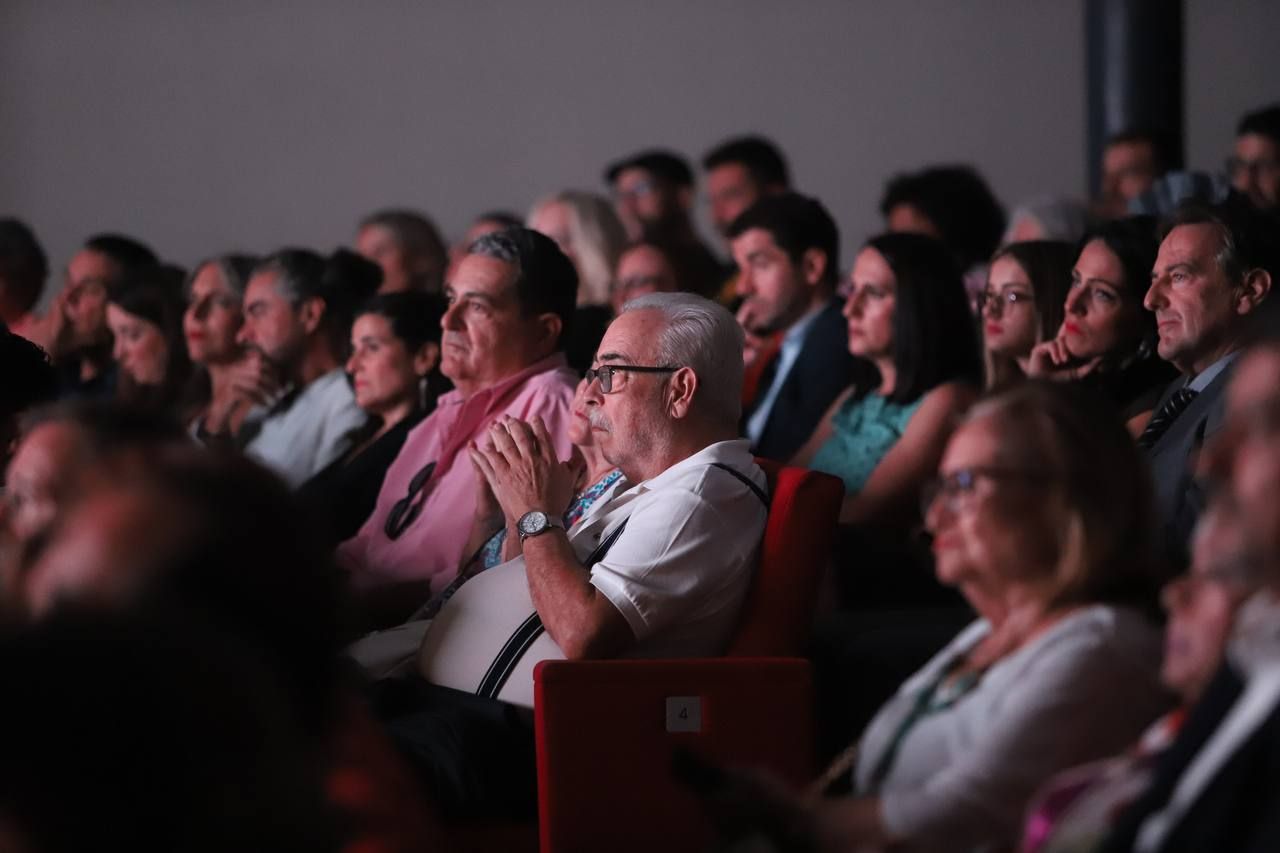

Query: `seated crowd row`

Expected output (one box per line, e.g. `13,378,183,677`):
2,106,1280,852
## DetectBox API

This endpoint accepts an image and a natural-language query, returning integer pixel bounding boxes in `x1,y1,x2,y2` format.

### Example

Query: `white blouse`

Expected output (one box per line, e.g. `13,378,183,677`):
854,605,1170,852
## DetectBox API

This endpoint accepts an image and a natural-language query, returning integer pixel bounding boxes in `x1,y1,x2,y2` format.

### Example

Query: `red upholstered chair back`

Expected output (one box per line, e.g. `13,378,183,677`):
725,459,843,657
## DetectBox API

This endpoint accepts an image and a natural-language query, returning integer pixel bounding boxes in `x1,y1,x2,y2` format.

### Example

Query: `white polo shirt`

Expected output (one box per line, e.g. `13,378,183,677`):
583,438,768,657
417,438,768,707
244,368,368,488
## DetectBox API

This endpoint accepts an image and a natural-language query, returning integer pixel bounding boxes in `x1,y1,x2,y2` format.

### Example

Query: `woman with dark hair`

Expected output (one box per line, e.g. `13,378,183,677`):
298,291,447,544
981,240,1076,389
185,254,259,437
105,266,194,419
793,233,982,527
1026,217,1177,434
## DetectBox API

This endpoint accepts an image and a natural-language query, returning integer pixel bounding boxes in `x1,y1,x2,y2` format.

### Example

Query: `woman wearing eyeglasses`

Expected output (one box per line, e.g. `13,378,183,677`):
1026,218,1177,436
981,241,1075,390
710,383,1169,852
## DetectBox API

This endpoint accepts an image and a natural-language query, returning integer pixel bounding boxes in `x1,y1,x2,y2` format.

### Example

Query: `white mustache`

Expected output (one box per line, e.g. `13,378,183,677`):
588,410,612,432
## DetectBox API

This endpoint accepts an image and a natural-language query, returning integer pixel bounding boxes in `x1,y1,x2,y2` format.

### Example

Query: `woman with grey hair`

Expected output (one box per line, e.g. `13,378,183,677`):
528,191,629,307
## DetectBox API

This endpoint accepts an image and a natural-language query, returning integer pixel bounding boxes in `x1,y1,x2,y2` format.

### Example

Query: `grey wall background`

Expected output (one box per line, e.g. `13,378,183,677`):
1,0,1276,306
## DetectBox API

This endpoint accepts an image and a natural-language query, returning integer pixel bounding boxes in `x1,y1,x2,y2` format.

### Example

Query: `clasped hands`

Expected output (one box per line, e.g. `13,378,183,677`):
469,415,583,527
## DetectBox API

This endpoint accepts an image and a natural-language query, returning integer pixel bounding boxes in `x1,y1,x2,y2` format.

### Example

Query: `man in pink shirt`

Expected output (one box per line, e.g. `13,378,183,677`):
338,228,579,617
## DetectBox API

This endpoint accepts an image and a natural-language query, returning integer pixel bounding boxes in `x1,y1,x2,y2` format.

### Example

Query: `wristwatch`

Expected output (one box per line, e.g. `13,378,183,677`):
517,509,565,542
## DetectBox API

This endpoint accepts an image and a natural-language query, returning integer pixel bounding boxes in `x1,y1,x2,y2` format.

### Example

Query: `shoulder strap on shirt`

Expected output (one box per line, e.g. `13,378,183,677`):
475,515,631,700
710,462,769,508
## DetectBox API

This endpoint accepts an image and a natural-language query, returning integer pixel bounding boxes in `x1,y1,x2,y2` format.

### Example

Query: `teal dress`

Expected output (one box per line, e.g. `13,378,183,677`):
810,393,925,494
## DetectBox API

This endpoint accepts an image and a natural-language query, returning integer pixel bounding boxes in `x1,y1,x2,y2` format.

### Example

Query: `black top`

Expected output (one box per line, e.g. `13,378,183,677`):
1082,351,1179,422
298,409,425,546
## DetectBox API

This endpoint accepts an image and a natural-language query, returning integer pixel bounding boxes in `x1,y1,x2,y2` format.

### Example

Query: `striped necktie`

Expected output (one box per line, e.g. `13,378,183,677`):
1138,387,1198,449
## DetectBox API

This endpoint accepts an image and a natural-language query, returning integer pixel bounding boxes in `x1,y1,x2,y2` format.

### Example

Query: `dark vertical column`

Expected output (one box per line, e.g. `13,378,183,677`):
1085,0,1184,195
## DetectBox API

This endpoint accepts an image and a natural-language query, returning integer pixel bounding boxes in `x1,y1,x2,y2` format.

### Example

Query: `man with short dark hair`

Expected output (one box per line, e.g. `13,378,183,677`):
233,249,377,486
702,135,791,241
727,192,871,462
1099,130,1172,218
1228,103,1280,214
604,148,724,297
338,228,579,611
1140,198,1276,566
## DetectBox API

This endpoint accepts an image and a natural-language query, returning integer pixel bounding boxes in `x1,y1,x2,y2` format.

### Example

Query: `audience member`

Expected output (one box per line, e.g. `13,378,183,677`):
0,402,184,605
1227,103,1280,214
702,134,791,241
0,218,49,342
1140,199,1275,568
0,611,339,853
1023,500,1256,852
710,383,1168,852
981,240,1074,389
33,233,158,399
0,330,57,470
880,165,1006,308
526,191,629,369
184,254,260,437
356,209,449,294
446,210,523,279
604,148,724,297
1098,340,1280,852
233,248,378,486
376,292,767,818
1027,218,1177,434
728,192,873,463
795,233,981,527
338,227,578,618
11,442,443,851
299,291,446,546
105,264,195,418
1098,130,1174,219
611,240,682,314
527,190,628,307
1002,196,1090,245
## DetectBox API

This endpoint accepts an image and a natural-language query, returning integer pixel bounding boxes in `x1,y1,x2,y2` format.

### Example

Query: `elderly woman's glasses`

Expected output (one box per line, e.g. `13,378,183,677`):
921,466,1051,515
384,460,437,539
584,364,678,394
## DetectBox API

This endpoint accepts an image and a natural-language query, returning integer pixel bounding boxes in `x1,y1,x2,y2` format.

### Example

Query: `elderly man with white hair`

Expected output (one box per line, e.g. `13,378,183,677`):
375,292,769,819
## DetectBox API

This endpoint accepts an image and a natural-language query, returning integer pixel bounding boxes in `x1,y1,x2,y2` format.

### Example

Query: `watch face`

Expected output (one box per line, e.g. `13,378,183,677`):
518,510,549,536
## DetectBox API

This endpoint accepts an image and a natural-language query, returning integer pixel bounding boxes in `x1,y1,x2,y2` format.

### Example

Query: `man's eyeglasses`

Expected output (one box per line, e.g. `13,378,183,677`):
584,364,679,394
384,461,437,539
920,466,1051,515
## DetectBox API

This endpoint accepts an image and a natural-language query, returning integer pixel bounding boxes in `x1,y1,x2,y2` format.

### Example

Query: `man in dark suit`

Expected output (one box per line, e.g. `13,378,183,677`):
727,193,871,463
1140,198,1274,569
1102,340,1280,853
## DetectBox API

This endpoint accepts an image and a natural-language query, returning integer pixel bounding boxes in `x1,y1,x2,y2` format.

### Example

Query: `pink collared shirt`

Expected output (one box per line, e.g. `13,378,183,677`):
338,354,578,594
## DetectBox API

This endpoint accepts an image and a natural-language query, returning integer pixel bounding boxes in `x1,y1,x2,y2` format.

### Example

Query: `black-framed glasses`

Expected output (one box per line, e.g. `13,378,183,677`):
920,466,1051,516
584,364,679,394
384,460,437,539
